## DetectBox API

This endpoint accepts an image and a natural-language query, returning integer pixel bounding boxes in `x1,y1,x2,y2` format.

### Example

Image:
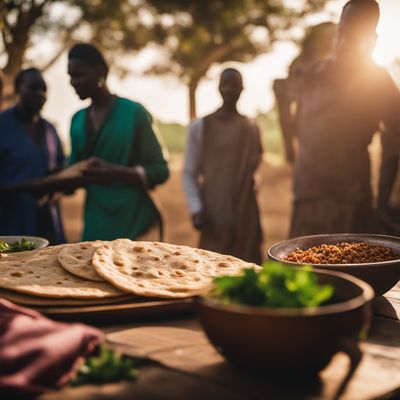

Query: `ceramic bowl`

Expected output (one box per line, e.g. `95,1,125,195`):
0,236,49,251
196,269,373,374
268,233,400,297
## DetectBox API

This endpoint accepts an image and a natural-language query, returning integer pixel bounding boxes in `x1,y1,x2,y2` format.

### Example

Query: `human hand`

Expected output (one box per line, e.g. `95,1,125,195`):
285,143,296,164
192,211,205,231
36,192,63,207
82,158,121,185
82,158,142,187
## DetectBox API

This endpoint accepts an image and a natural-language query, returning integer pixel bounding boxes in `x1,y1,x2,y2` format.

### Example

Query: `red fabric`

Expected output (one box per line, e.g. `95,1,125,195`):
0,299,103,394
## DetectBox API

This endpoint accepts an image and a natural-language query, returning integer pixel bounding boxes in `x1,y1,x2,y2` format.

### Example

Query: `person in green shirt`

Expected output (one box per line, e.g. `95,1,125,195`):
67,43,169,241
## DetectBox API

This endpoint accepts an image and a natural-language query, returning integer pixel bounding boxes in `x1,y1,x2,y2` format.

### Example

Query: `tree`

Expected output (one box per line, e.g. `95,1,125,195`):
140,0,329,119
0,0,148,108
1,0,328,117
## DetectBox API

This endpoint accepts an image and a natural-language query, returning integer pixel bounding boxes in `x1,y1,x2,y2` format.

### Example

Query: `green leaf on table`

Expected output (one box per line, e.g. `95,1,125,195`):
71,346,138,386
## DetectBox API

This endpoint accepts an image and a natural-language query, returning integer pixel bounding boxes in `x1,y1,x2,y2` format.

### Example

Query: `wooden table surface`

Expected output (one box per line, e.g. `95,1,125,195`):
42,284,400,400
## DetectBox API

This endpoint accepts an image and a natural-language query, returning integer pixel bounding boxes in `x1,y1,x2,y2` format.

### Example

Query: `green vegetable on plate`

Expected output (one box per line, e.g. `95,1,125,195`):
212,261,334,308
0,238,36,253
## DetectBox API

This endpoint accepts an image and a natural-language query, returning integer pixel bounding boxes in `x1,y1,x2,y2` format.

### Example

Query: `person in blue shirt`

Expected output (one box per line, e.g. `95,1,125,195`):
0,68,65,243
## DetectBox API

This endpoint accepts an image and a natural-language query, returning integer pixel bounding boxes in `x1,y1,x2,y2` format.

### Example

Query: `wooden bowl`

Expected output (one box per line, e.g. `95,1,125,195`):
195,269,373,374
268,233,400,296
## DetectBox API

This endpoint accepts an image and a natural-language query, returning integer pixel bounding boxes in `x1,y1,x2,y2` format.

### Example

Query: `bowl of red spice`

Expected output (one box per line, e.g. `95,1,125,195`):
268,234,400,296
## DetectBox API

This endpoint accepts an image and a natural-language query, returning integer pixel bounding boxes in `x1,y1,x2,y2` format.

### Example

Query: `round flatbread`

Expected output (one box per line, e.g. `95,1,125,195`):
0,288,133,307
92,239,257,299
0,245,123,299
58,241,107,282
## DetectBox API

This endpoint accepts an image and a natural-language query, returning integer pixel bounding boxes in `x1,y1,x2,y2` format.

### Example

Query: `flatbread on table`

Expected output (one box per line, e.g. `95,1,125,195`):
0,288,133,307
58,241,107,282
92,239,257,299
0,245,123,299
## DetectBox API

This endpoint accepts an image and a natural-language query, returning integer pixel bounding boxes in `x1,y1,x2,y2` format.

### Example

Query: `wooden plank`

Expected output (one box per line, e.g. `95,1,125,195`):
106,317,400,400
35,299,194,326
368,316,400,351
40,292,400,399
373,284,400,320
373,296,400,320
40,365,245,400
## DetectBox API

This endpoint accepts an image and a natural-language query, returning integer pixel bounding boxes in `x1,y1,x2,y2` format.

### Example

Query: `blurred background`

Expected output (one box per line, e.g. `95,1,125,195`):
1,0,399,250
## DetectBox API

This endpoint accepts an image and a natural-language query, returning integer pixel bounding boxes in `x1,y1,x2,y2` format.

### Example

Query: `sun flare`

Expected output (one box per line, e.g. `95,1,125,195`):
372,3,400,67
373,37,397,67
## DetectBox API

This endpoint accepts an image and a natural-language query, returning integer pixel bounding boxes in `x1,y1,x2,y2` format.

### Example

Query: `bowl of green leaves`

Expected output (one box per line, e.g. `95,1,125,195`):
195,262,373,374
0,236,49,253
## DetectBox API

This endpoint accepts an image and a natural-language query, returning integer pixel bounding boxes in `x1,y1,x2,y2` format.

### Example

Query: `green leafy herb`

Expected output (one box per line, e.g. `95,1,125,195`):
212,261,334,308
0,238,36,253
71,346,139,386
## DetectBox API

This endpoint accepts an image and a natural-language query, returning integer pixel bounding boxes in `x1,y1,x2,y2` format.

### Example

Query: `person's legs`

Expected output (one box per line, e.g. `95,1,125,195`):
135,222,160,241
290,197,370,238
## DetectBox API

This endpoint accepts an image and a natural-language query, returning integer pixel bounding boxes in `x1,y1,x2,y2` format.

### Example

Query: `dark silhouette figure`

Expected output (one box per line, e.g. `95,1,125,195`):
274,22,336,164
67,43,169,241
287,0,400,237
183,68,263,264
0,68,65,243
0,70,3,110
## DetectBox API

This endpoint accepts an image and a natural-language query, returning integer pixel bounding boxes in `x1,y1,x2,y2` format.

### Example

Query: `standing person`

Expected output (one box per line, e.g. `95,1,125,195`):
0,70,3,110
288,0,400,238
0,68,66,243
183,68,263,264
67,43,169,241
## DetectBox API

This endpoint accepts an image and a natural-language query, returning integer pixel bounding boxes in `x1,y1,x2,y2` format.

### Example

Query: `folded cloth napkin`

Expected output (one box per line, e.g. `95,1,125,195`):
0,299,103,395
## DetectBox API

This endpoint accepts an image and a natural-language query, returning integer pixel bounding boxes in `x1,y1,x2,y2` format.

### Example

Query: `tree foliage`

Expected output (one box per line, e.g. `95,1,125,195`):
0,0,148,105
141,0,329,118
0,0,329,115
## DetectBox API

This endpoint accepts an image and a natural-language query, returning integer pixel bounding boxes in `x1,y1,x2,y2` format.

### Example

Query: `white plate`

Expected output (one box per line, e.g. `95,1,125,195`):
0,236,49,250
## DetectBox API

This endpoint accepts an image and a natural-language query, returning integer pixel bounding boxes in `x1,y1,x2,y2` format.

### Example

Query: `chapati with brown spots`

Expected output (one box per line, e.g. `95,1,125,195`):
0,245,122,298
58,241,107,282
92,239,257,298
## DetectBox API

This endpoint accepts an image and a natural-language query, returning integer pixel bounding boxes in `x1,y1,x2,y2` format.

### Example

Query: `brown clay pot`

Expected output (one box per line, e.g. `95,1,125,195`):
195,269,373,374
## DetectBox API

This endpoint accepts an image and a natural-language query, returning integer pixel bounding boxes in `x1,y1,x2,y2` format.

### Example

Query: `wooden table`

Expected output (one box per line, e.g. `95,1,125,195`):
42,284,400,400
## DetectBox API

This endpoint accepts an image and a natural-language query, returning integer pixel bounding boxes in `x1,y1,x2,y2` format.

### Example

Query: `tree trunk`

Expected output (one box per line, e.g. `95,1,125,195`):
186,42,235,121
0,0,65,110
1,58,24,110
188,76,200,120
1,7,34,109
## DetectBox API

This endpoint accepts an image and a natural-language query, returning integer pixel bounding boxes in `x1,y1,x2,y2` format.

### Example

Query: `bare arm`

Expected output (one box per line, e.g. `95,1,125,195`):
182,119,204,229
378,71,400,210
273,78,297,164
378,155,399,210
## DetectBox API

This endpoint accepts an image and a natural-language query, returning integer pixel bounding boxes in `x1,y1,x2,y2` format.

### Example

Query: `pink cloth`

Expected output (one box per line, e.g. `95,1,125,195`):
0,299,103,395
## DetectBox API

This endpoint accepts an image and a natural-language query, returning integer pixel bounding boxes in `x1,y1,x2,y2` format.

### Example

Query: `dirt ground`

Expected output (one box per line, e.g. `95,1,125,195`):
60,161,293,260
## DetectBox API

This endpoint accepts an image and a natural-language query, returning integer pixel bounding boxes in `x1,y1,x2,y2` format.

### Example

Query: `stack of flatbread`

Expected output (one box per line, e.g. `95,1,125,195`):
0,239,256,306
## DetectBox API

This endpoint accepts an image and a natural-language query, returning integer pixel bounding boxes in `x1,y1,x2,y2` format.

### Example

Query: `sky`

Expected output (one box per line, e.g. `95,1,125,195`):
41,0,400,143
